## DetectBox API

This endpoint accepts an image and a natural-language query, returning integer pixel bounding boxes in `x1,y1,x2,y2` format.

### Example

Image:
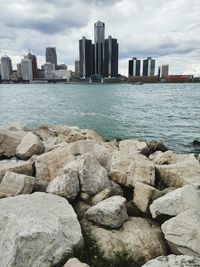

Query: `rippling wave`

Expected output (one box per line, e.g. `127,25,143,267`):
0,83,199,153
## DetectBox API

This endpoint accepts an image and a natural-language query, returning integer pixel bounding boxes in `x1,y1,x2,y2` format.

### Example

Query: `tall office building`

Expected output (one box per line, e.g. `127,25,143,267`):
129,57,141,76
104,36,118,77
94,21,105,75
0,56,12,80
21,57,33,81
46,47,57,67
17,63,22,79
161,65,169,78
27,52,38,79
143,57,155,76
75,60,80,78
79,37,94,78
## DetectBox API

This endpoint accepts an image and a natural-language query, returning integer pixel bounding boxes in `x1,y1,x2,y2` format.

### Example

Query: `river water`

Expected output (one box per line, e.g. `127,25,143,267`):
0,83,199,153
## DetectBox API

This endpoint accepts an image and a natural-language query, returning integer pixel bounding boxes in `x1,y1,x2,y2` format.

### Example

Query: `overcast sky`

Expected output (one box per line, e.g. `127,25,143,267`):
0,0,200,76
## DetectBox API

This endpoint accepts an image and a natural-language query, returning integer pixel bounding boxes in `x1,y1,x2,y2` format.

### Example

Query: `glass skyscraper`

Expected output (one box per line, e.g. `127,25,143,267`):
94,21,105,75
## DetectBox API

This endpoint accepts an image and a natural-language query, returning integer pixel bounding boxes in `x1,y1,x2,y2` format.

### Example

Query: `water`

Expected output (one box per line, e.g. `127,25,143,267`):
0,83,199,153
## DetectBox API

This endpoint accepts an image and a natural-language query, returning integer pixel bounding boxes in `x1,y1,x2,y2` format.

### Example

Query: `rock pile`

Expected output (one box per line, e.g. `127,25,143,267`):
0,124,200,267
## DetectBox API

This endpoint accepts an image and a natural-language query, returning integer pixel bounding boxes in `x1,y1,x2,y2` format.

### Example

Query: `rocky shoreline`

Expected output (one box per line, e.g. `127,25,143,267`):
0,124,200,267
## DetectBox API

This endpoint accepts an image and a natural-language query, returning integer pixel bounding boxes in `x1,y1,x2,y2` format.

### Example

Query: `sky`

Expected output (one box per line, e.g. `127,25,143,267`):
0,0,200,76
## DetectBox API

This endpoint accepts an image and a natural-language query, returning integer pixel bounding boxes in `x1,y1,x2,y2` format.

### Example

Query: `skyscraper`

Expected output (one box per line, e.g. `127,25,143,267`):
128,57,141,76
104,36,118,77
94,21,105,75
79,37,94,78
46,47,57,67
21,57,33,81
143,57,155,76
27,52,38,79
75,60,80,78
161,65,169,78
0,56,12,80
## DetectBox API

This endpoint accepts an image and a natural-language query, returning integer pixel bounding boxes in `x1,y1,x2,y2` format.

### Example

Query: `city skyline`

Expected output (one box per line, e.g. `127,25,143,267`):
0,0,200,76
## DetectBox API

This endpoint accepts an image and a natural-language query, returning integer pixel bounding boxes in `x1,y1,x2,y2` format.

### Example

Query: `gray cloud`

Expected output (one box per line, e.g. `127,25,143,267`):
0,0,200,75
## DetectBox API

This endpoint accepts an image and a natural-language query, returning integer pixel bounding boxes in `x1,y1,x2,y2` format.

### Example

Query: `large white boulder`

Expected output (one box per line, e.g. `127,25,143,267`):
119,139,149,155
133,182,159,213
0,171,35,198
0,159,33,182
46,162,80,200
154,150,197,165
109,151,155,187
0,129,26,158
86,217,166,266
161,209,200,256
0,192,83,267
141,254,200,267
16,132,44,160
155,159,200,187
78,153,110,198
63,258,89,267
85,196,128,228
150,185,200,218
35,140,96,182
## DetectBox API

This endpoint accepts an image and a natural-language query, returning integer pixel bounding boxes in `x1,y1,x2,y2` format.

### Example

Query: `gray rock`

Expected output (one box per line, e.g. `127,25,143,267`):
78,153,110,198
85,196,128,228
0,192,83,267
155,159,200,187
85,217,166,266
109,151,155,187
161,209,200,256
119,139,149,155
63,258,90,267
154,150,197,165
0,129,26,158
141,254,200,267
46,164,80,200
150,185,200,218
35,140,96,182
16,132,44,160
0,171,35,198
133,182,159,213
0,159,33,182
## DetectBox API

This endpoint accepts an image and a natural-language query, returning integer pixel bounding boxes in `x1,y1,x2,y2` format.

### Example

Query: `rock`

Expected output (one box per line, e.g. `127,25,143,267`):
154,150,197,165
35,142,76,182
91,181,123,205
43,136,61,152
55,125,85,143
149,151,163,161
81,129,104,142
161,209,200,256
16,132,44,160
63,258,89,267
91,188,112,205
86,217,166,266
119,139,149,155
150,185,200,218
46,164,80,200
0,129,26,158
92,142,117,169
0,159,33,182
0,192,83,267
109,151,155,187
147,141,167,155
141,254,200,267
0,171,35,198
133,182,159,213
85,196,128,228
33,125,58,141
193,140,200,147
78,153,110,199
155,159,200,187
